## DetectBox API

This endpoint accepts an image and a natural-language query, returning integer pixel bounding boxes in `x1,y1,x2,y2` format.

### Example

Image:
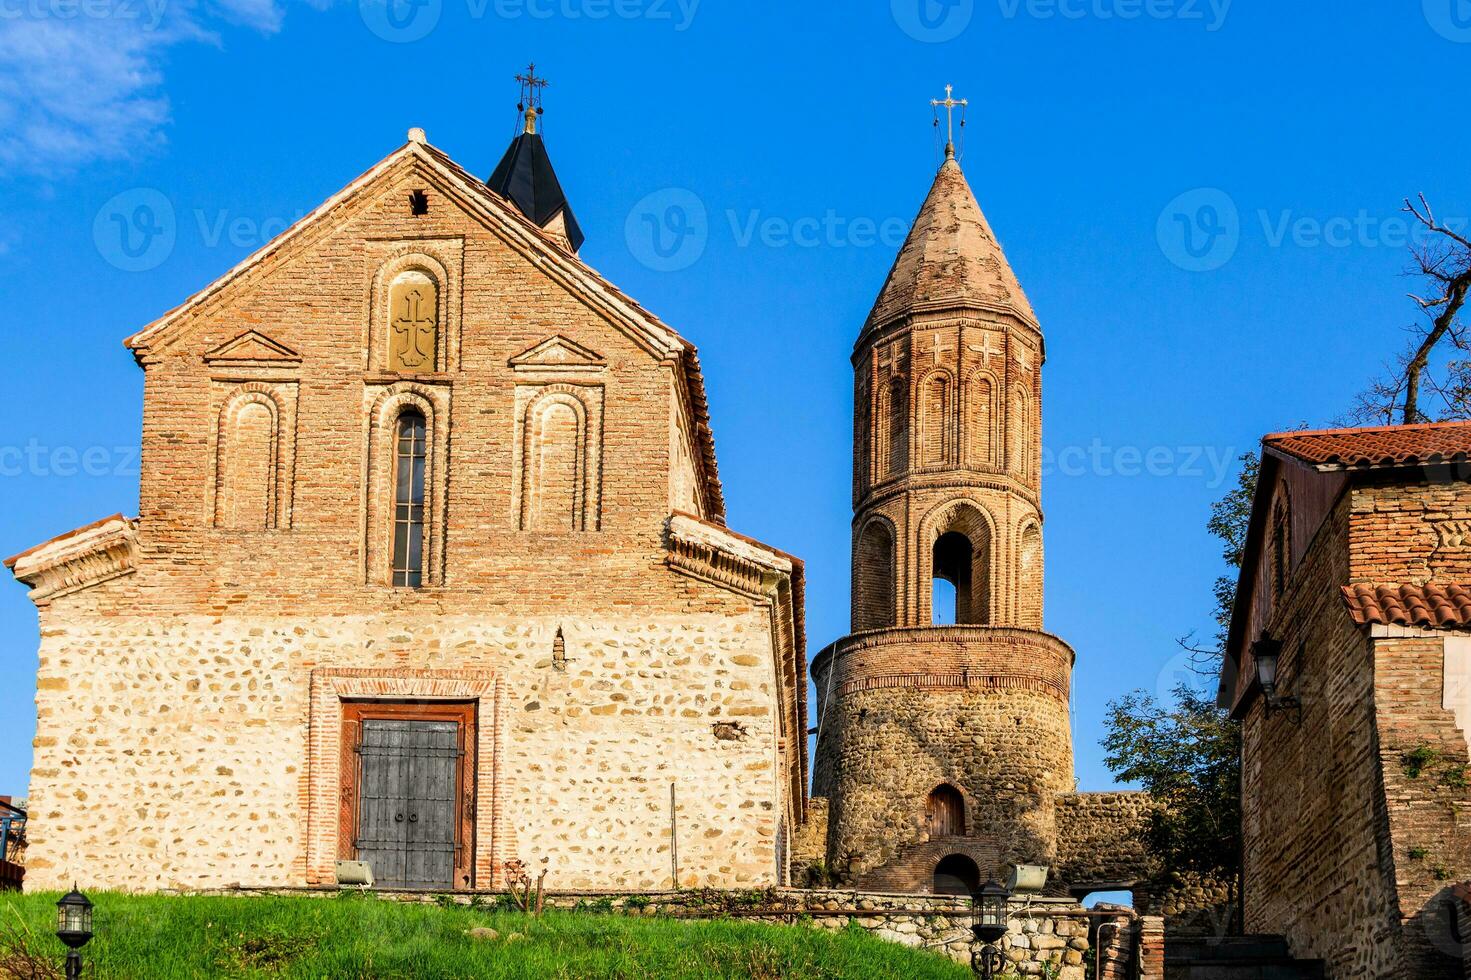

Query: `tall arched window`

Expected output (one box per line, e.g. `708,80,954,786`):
926,784,966,838
926,503,993,625
1018,523,1043,629
392,410,427,587
1270,492,1291,602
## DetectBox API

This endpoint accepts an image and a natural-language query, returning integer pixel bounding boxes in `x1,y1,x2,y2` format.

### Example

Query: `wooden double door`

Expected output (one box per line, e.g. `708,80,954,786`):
340,702,475,890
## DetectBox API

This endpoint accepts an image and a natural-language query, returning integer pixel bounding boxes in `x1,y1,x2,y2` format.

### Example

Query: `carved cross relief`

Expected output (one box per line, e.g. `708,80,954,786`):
389,276,439,372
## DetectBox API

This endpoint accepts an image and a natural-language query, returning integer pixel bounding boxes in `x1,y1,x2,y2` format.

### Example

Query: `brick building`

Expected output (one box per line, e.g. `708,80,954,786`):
6,119,808,893
1219,422,1471,978
807,144,1151,898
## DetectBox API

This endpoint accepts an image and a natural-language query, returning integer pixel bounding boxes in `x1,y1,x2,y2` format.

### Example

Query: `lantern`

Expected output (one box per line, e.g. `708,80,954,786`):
971,879,1010,945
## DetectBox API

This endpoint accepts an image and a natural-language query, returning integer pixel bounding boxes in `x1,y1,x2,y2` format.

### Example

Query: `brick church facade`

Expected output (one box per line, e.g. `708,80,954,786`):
7,123,808,893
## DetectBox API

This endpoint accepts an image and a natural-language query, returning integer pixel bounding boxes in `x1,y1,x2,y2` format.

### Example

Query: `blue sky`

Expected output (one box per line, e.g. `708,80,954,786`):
1,1,1469,800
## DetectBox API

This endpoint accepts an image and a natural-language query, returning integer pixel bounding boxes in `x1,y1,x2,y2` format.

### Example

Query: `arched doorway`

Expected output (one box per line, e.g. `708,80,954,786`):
933,854,980,896
925,784,965,838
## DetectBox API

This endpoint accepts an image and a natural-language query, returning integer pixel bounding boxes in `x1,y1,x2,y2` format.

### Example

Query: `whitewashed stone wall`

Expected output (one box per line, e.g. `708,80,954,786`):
24,606,786,893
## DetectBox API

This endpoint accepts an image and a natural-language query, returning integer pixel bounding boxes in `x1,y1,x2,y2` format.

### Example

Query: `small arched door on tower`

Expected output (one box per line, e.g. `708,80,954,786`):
925,784,965,838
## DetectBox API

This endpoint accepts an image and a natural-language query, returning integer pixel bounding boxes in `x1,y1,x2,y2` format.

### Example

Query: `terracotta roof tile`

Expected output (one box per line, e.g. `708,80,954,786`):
1265,420,1471,469
1341,584,1471,628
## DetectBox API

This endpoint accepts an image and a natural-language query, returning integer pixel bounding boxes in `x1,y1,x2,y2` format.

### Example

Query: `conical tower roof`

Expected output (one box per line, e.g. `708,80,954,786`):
861,156,1035,339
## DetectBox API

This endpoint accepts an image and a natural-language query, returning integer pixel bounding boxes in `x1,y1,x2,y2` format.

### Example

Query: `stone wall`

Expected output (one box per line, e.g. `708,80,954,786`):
811,663,1074,889
1053,791,1155,893
23,607,794,893
222,886,1110,976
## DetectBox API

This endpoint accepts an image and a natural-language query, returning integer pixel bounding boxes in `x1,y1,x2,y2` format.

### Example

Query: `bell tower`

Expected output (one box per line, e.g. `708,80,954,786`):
812,87,1076,894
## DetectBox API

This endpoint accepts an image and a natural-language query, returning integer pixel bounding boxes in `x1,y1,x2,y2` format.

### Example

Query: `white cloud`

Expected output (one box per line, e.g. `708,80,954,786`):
0,0,315,174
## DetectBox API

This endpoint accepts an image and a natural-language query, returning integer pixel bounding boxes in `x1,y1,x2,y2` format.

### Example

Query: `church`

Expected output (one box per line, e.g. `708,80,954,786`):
7,95,807,893
9,82,1147,900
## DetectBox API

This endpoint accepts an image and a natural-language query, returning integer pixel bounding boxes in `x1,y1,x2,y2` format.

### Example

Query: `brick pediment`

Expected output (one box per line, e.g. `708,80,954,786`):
203,330,302,367
509,335,607,373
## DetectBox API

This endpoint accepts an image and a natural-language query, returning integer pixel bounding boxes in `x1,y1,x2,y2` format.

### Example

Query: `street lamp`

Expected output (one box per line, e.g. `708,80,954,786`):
1252,634,1299,716
55,886,93,980
970,879,1011,978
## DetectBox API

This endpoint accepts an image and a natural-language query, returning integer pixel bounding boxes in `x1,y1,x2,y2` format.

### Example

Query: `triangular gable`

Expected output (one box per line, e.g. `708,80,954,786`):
509,335,607,372
119,134,727,522
203,330,302,366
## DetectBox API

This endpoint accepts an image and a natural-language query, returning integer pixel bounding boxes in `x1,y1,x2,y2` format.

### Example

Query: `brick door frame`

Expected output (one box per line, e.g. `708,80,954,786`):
307,668,501,888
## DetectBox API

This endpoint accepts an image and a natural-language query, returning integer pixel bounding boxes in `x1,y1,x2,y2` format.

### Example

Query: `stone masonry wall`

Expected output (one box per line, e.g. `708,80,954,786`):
221,887,1104,976
813,678,1073,888
1052,791,1155,893
24,605,787,893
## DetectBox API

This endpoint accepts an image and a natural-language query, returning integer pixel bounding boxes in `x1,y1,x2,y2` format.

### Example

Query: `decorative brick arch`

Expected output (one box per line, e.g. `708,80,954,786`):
367,246,459,373
211,382,296,530
916,367,956,469
512,382,604,532
362,381,451,586
877,374,909,479
1007,383,1036,481
964,369,1001,470
853,515,898,631
917,498,998,626
1017,519,1043,628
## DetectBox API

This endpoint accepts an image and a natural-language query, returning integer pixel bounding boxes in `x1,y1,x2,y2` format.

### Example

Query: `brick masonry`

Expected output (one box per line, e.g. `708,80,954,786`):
8,136,807,894
802,152,1152,899
1228,444,1471,978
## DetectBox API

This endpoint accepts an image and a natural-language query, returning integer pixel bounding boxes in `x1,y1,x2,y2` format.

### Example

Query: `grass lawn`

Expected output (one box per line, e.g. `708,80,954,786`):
0,892,971,979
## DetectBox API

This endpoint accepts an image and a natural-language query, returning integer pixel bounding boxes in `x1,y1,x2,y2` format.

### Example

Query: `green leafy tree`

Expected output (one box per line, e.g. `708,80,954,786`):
1102,683,1241,881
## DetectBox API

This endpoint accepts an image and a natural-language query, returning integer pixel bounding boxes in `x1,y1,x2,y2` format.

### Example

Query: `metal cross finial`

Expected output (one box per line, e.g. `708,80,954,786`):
516,63,549,135
931,83,968,159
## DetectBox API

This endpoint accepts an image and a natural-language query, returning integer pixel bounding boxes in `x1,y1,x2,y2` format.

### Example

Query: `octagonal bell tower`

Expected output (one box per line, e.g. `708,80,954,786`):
811,107,1077,895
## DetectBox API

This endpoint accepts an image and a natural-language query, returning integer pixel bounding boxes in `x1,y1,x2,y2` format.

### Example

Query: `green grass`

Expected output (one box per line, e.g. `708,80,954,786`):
0,892,970,979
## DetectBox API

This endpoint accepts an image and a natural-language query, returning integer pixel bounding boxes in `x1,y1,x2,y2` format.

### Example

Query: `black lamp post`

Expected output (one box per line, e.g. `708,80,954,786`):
55,886,93,980
970,879,1011,978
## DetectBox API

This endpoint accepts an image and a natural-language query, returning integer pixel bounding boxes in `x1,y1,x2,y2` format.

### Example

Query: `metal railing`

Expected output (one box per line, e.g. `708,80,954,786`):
1,799,26,865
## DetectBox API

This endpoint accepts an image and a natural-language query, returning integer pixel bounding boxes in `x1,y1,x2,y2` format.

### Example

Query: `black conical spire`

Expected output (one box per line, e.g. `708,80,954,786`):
486,64,584,253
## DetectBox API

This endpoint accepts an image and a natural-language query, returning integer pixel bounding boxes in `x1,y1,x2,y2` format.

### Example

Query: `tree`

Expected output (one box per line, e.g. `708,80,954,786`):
1102,683,1241,881
1350,196,1471,424
1102,454,1255,921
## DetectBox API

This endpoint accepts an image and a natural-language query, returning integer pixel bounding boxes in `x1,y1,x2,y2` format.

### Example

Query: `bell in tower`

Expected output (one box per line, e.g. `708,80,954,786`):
811,85,1077,895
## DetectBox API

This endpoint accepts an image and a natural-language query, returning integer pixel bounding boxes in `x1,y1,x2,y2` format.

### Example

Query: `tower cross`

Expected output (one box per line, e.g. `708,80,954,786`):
931,84,968,158
516,63,549,135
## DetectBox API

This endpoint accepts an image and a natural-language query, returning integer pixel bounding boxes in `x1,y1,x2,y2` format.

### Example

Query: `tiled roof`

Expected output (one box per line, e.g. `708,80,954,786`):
1265,420,1471,469
1341,584,1471,628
